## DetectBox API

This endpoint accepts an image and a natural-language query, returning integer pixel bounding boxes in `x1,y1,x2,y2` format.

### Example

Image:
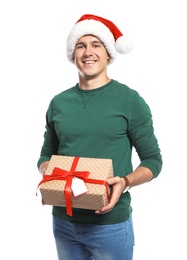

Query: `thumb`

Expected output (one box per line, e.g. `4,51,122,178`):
107,176,121,185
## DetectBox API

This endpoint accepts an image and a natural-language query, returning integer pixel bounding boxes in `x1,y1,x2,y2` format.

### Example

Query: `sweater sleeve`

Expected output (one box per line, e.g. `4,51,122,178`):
37,98,59,168
127,92,162,178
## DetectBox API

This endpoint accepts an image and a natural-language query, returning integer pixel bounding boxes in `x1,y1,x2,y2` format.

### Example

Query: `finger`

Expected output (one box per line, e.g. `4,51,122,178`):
95,206,113,214
107,176,121,185
95,200,114,214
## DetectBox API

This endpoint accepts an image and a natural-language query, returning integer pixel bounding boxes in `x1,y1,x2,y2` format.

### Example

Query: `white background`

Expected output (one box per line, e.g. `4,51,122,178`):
0,0,186,259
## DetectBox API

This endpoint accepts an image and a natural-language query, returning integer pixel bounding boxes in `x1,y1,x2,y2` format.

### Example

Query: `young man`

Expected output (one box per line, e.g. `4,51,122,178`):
37,14,162,260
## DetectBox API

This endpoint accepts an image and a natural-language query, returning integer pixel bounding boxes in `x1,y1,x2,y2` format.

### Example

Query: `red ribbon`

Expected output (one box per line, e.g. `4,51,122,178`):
37,157,110,216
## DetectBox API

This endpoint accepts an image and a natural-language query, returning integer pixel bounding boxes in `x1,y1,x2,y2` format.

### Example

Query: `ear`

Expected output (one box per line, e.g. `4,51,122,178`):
106,50,110,60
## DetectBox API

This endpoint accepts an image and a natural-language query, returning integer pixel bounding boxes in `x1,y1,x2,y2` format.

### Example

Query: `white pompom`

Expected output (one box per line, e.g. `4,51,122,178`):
115,36,133,54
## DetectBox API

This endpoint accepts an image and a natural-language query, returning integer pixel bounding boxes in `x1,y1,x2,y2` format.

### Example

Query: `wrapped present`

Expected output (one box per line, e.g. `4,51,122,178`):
37,155,114,216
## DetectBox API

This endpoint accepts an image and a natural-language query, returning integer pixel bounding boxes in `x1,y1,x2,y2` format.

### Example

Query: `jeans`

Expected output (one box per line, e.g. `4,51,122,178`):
52,214,134,260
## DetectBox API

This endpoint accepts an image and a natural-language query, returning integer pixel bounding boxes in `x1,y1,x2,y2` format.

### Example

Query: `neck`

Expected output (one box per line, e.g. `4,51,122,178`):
78,75,111,90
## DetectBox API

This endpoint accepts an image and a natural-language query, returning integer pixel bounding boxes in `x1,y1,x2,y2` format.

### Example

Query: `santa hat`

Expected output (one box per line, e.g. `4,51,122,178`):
66,14,133,64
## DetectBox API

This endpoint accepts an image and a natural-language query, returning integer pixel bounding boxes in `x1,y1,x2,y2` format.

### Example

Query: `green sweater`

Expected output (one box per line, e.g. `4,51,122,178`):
37,79,162,224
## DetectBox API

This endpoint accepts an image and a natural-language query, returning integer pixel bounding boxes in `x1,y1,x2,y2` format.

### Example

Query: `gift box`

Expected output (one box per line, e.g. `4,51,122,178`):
38,155,113,216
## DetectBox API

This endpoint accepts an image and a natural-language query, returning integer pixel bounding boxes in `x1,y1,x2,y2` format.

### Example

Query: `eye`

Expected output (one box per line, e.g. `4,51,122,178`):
93,43,101,48
75,44,84,49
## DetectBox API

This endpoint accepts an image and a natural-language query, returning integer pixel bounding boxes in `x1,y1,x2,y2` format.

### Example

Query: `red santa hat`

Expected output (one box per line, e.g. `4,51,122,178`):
66,14,133,64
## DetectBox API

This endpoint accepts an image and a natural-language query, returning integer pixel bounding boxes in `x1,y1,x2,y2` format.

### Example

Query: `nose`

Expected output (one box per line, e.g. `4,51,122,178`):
83,46,93,56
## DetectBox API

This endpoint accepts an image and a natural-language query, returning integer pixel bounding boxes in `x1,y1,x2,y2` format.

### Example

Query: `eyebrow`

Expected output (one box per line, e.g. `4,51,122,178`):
75,40,103,46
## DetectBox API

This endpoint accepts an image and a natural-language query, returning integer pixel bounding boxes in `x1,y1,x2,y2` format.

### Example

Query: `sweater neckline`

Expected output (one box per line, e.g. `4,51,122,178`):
75,79,114,94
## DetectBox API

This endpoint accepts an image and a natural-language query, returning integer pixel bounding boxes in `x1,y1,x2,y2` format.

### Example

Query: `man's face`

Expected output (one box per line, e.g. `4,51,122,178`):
73,35,110,79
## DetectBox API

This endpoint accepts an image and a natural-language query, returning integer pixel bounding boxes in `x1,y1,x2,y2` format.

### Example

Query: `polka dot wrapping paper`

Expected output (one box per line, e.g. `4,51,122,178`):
38,155,114,216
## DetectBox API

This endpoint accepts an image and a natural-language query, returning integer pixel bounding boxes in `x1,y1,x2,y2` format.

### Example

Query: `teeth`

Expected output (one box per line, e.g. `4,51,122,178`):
84,61,95,64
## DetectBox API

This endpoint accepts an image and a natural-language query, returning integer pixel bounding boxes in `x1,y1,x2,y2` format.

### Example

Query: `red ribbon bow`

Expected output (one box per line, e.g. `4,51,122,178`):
37,157,110,216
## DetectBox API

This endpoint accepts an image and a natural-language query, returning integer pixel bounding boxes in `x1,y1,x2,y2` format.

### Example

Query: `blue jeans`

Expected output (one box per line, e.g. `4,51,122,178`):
53,214,134,260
